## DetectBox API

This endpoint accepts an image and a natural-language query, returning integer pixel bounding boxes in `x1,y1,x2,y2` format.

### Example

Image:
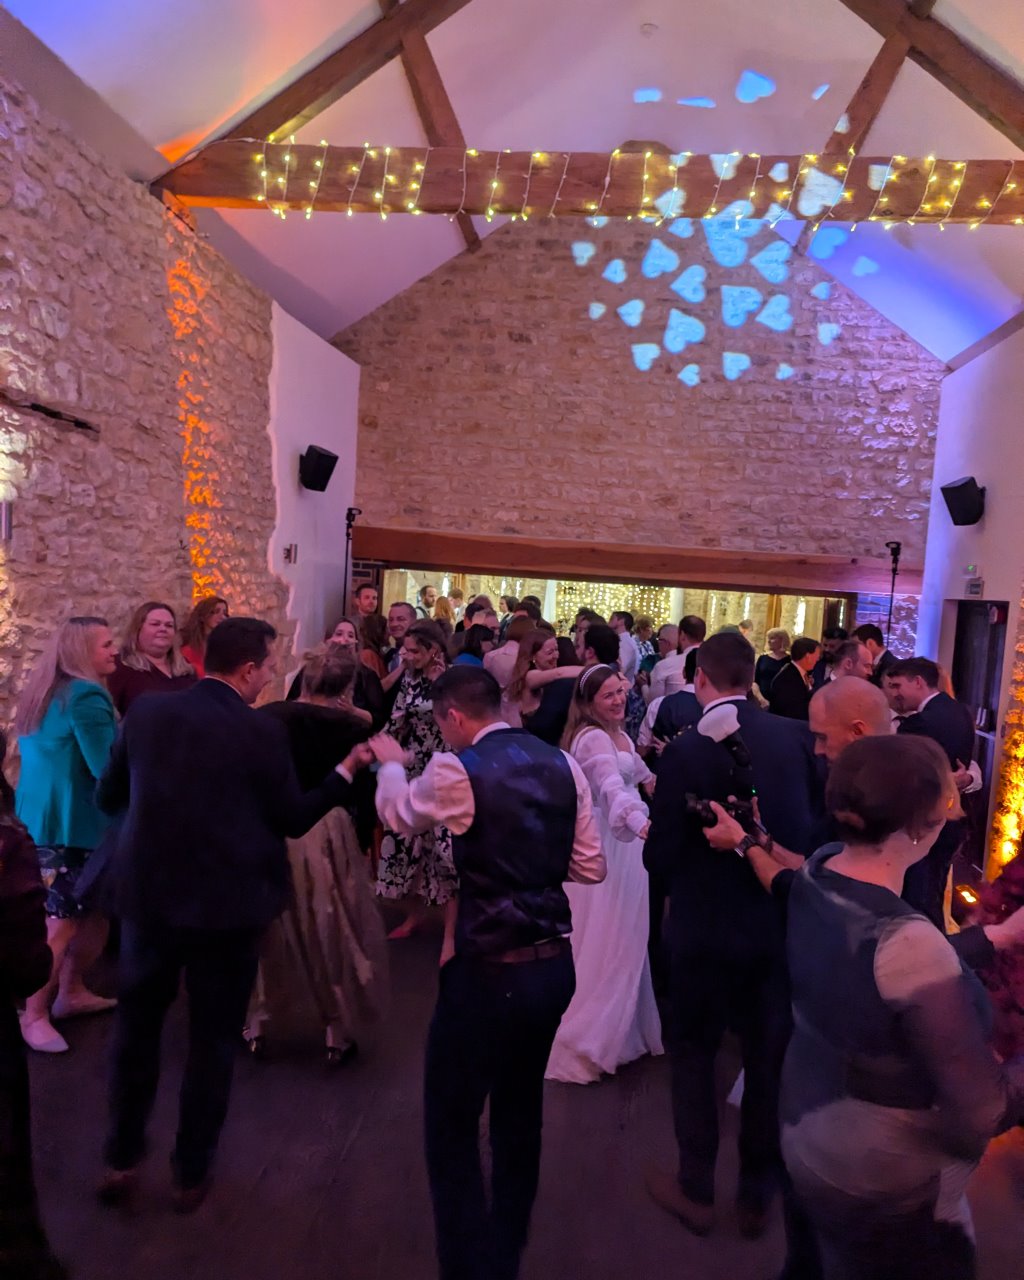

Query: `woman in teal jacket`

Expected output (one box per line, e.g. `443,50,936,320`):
15,616,118,1055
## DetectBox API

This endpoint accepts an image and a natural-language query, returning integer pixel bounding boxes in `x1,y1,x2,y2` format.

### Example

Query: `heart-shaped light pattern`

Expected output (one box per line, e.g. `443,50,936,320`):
587,214,610,228
703,218,757,268
756,294,793,332
750,240,791,284
852,255,880,277
678,364,701,387
668,218,695,239
664,309,706,353
617,299,645,327
721,285,764,327
671,264,707,303
833,112,850,135
735,70,776,103
765,202,795,224
642,238,681,279
808,226,849,261
669,153,691,168
654,188,687,219
811,281,832,300
588,302,607,320
769,162,790,183
634,88,662,103
572,241,596,267
797,168,844,217
678,97,716,109
867,164,890,191
812,83,830,101
723,352,752,381
603,258,627,284
818,323,841,347
776,363,795,380
710,153,741,181
632,343,661,371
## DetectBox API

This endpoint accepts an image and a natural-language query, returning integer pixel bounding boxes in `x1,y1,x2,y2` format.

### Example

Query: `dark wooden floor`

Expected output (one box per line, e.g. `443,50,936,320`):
30,929,1024,1280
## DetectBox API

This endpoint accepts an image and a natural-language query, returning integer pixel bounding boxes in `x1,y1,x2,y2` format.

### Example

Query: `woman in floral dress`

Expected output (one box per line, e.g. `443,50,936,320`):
375,621,457,939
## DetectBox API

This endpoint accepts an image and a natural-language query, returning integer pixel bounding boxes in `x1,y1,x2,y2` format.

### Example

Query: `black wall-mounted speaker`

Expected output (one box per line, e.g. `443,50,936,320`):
940,476,986,526
298,445,338,492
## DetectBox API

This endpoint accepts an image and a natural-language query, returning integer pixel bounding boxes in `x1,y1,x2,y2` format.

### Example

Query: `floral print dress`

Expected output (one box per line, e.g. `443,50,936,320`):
374,670,457,906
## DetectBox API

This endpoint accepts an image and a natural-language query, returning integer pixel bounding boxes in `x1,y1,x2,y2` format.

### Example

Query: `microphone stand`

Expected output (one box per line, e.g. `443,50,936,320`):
343,507,361,615
884,540,902,646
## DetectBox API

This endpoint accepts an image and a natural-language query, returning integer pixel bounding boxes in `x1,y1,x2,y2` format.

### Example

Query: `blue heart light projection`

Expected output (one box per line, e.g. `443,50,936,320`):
633,88,662,103
617,299,645,327
572,241,596,267
769,162,790,184
668,218,695,239
735,70,776,104
678,364,701,386
812,83,830,100
818,323,842,347
776,363,795,380
703,218,758,268
798,168,844,218
664,309,706,353
642,239,681,279
808,227,849,261
632,343,661,371
811,281,832,300
710,154,741,181
678,96,716,108
603,258,628,284
587,214,610,228
756,295,793,332
750,241,791,284
852,255,880,277
589,302,606,320
723,352,752,381
721,285,764,327
671,264,707,303
654,189,687,219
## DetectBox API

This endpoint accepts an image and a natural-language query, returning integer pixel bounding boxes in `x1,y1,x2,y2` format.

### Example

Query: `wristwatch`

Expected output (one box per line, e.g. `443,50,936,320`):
734,834,759,859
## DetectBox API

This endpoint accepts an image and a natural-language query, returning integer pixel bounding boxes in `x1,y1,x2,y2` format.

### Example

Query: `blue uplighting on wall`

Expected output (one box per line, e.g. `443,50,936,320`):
633,88,663,104
735,70,776,104
677,96,716,108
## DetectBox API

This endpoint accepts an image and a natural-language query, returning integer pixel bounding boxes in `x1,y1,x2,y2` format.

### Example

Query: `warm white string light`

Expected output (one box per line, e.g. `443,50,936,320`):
905,155,938,226
548,152,573,218
406,147,430,216
346,143,371,218
378,146,392,221
486,150,502,222
974,159,1019,229
516,152,537,221
304,138,329,220
593,148,620,218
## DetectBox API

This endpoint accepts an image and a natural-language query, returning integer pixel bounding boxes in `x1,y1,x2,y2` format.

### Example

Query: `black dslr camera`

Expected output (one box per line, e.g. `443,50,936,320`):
684,703,760,836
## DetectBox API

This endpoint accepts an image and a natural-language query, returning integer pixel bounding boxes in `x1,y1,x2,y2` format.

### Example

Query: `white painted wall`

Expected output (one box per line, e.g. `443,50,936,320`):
268,303,360,661
918,327,1024,774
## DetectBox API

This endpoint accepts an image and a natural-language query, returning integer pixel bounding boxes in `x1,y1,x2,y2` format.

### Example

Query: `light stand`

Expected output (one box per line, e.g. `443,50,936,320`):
342,506,361,615
884,540,902,646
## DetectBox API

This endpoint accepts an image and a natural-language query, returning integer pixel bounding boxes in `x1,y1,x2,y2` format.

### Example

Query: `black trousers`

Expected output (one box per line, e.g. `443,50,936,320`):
105,921,261,1189
0,1005,65,1279
424,947,575,1280
669,947,791,1209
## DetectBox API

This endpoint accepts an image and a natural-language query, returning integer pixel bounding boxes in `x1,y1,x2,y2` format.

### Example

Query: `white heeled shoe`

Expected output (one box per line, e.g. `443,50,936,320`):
20,1015,69,1054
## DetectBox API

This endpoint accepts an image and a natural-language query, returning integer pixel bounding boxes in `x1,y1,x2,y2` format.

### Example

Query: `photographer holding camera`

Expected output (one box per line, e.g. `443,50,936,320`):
643,631,822,1240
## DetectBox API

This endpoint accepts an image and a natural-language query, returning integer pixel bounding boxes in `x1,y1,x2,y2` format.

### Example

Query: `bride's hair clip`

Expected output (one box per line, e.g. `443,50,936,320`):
579,664,615,692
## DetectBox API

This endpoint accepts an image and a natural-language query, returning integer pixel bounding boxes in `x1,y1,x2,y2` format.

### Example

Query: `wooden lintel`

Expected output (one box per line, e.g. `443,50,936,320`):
159,188,197,231
393,23,480,251
823,32,910,155
153,0,474,188
351,525,924,596
157,145,1024,224
838,0,1024,151
946,309,1024,372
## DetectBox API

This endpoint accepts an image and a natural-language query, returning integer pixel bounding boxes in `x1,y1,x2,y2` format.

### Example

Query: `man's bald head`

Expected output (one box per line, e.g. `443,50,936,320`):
808,676,893,762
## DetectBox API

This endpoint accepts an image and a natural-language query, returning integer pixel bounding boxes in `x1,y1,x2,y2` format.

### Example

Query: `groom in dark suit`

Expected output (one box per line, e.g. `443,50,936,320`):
96,617,361,1211
644,632,822,1238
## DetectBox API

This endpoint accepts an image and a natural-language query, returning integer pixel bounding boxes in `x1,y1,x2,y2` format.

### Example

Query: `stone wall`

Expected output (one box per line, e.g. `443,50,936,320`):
0,75,288,723
337,216,945,569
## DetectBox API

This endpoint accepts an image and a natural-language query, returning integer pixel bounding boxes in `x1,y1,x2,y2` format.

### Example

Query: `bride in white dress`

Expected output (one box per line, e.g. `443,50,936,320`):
546,664,664,1084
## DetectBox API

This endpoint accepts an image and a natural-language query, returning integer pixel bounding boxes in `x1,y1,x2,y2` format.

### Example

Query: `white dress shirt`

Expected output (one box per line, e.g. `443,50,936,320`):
374,721,606,883
648,645,698,702
618,633,640,683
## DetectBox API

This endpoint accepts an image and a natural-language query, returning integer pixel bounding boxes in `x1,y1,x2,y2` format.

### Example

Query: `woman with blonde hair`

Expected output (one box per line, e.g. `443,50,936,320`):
755,627,791,700
546,664,663,1083
15,617,119,1054
247,646,388,1064
106,601,196,716
179,595,229,678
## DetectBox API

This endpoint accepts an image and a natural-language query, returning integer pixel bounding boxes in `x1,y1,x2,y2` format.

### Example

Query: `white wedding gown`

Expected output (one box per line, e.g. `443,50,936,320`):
546,727,664,1084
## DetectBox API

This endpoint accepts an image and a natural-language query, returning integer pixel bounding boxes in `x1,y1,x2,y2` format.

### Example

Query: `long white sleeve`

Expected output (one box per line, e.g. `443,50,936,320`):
572,728,649,841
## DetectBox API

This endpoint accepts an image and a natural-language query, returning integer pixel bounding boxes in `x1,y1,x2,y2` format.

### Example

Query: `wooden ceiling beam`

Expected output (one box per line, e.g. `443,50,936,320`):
154,0,474,191
837,0,1024,151
823,32,911,156
159,144,1024,224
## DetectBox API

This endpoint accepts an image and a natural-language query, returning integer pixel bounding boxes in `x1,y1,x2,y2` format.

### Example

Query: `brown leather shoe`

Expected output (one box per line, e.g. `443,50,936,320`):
172,1177,212,1215
97,1167,138,1208
645,1168,714,1236
736,1198,769,1240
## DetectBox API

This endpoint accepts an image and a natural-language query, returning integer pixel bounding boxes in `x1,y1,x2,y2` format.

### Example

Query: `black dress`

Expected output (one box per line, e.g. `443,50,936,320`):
754,652,791,700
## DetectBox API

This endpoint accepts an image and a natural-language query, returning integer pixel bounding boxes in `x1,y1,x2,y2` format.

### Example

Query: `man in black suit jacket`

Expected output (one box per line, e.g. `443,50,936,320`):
96,618,362,1211
853,623,899,687
644,633,822,1238
888,656,976,929
768,637,820,721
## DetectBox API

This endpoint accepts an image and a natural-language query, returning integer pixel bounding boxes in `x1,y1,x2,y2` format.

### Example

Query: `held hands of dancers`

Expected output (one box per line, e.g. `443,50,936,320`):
337,742,375,777
366,732,413,768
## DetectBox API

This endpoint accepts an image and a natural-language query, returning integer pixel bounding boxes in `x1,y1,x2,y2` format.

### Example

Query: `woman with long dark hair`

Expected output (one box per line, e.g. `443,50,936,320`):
179,595,229,678
15,617,118,1054
546,665,662,1083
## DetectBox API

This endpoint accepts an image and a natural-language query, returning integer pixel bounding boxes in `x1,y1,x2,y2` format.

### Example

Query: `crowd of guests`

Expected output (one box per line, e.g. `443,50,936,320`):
2,586,1024,1280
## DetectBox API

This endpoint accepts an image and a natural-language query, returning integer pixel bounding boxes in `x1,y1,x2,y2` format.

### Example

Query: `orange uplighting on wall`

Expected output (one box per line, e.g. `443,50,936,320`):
989,641,1024,876
166,252,226,601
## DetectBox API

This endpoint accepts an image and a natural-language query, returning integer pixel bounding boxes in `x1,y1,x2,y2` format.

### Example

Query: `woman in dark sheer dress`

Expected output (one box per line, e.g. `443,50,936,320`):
780,736,1024,1280
246,648,388,1064
0,729,67,1278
